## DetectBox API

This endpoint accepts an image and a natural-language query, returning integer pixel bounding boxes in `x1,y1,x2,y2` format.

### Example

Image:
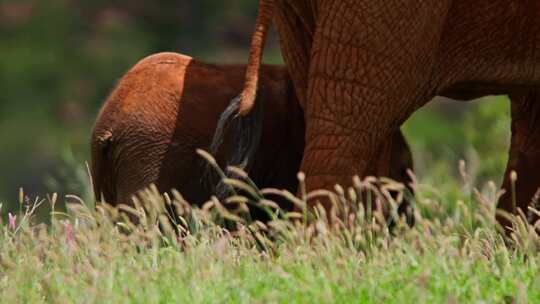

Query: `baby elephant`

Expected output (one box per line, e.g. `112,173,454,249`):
91,52,413,218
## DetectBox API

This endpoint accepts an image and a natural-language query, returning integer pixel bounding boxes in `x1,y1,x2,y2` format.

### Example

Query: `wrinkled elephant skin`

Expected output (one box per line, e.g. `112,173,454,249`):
91,52,414,220
232,0,540,228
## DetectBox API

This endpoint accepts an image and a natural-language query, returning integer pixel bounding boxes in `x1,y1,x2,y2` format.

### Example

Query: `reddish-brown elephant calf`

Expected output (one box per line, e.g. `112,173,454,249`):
91,52,413,220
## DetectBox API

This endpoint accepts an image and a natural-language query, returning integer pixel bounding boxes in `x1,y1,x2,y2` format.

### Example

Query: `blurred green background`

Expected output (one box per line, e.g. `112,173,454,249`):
0,1,510,215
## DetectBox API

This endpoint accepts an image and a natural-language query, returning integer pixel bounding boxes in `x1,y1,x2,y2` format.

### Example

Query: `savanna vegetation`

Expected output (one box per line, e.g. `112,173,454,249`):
1,165,538,303
0,1,530,303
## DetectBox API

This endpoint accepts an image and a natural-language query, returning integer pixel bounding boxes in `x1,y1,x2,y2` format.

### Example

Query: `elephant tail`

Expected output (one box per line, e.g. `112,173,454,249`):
205,0,273,198
237,0,274,116
207,94,264,198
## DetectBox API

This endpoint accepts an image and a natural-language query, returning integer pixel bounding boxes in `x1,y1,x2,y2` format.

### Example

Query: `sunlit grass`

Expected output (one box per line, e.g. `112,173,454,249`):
1,158,540,303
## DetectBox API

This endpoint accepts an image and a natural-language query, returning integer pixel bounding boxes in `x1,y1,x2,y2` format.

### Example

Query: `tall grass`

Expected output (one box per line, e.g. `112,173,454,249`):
1,160,539,303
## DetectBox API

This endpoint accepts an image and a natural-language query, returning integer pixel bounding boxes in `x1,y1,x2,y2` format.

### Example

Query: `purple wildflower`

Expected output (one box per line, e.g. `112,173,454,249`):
8,213,16,231
64,221,75,243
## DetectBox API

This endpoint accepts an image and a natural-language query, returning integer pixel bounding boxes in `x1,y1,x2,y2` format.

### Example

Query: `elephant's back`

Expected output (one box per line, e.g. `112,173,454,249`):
107,52,289,138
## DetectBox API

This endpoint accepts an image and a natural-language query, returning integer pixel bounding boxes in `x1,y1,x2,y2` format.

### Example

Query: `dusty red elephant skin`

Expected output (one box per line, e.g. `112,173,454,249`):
91,52,415,218
91,52,304,210
229,0,540,228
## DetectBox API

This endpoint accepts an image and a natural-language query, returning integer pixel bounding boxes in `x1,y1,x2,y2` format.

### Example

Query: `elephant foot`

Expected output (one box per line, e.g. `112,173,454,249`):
499,153,540,231
499,156,540,233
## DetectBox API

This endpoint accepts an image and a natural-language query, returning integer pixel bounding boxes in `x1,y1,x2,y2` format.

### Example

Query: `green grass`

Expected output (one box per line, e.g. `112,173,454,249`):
1,168,540,304
0,93,523,302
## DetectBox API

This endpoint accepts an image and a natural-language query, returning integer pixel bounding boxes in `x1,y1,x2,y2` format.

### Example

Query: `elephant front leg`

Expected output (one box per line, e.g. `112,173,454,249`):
299,100,413,213
300,60,427,214
498,92,540,230
298,2,444,213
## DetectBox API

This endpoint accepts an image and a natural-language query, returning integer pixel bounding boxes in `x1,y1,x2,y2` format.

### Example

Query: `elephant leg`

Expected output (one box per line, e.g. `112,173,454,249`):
375,129,415,224
498,91,540,230
298,3,445,211
387,130,415,224
273,0,317,106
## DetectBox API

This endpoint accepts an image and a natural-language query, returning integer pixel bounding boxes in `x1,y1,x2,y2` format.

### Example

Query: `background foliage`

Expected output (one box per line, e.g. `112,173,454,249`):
0,1,510,216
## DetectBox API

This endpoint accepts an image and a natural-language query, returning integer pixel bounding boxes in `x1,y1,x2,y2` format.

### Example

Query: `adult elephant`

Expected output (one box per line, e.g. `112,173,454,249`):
215,0,540,228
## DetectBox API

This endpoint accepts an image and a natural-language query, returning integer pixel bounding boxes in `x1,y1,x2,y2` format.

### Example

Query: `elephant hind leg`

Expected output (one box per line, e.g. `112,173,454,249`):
273,0,316,107
498,92,540,230
388,130,415,225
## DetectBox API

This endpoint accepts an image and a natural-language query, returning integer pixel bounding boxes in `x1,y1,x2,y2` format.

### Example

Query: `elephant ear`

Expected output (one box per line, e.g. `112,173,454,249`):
90,130,114,204
96,130,113,149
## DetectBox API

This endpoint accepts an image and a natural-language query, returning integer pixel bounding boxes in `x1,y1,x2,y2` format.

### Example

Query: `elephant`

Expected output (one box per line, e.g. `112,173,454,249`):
213,0,540,229
91,52,414,221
